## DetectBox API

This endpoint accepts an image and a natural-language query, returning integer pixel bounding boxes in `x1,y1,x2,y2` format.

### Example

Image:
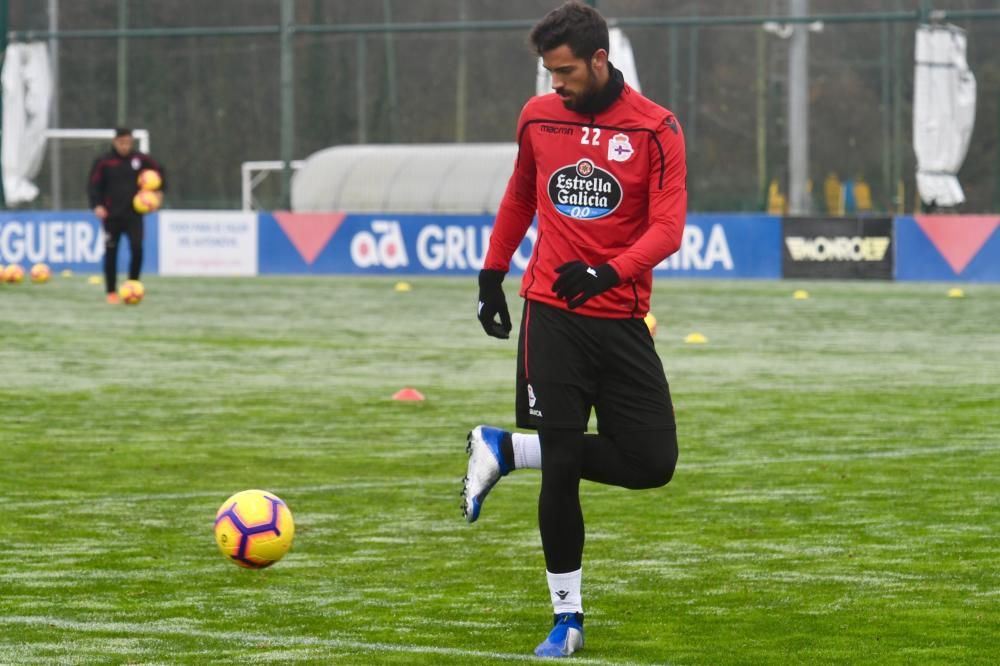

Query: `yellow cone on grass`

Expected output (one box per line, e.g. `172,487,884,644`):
793,289,810,300
644,313,657,337
947,287,965,299
394,281,412,292
685,332,707,344
87,275,103,285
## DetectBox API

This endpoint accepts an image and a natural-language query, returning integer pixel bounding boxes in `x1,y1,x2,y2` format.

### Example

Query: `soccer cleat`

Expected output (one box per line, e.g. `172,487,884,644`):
106,292,121,304
534,613,584,658
460,425,511,523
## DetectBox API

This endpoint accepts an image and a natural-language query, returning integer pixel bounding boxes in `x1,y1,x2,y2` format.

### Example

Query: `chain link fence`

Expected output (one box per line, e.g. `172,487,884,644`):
7,0,1000,213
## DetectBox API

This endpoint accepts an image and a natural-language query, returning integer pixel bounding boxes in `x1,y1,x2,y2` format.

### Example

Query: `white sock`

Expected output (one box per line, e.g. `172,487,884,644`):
511,432,541,470
546,568,583,615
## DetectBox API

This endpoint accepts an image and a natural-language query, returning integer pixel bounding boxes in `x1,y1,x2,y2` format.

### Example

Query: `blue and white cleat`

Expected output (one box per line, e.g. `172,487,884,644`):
534,613,585,658
461,425,511,523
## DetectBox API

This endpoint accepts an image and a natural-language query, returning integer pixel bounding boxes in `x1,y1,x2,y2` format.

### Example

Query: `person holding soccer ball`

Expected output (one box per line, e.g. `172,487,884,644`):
87,127,166,304
462,1,686,657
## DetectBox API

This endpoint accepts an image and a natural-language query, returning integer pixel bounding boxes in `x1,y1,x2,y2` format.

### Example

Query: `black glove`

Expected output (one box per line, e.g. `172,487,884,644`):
552,261,620,309
477,269,512,339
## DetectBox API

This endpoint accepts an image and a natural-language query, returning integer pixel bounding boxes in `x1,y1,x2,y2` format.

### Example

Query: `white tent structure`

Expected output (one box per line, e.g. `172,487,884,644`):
913,24,977,208
291,143,517,214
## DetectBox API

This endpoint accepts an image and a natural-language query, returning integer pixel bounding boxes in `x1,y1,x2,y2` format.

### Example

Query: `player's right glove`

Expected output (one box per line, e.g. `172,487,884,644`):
477,269,512,339
552,261,620,309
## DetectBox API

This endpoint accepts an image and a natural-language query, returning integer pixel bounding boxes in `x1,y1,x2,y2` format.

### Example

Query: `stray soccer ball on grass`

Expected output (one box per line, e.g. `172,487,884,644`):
118,280,145,305
214,489,295,569
30,263,51,283
3,263,25,283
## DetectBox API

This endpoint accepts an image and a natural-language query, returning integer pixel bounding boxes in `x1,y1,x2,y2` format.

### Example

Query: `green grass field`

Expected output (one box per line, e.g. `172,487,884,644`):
1,274,998,665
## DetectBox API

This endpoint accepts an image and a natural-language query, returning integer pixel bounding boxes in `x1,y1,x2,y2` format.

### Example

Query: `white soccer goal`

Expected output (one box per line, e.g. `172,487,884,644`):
45,128,150,153
40,128,151,209
240,160,304,211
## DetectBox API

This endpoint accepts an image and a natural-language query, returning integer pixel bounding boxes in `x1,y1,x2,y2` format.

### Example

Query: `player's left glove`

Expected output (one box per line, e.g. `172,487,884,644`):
477,269,512,339
552,261,620,310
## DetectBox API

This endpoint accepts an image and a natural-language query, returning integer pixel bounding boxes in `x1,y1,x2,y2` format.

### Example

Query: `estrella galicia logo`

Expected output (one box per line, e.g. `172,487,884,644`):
547,159,623,220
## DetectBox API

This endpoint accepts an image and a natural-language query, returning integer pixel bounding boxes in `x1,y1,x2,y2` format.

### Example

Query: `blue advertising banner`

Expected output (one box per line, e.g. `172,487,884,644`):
0,210,787,280
258,212,782,278
895,215,1000,282
655,214,782,278
259,212,534,275
0,211,159,274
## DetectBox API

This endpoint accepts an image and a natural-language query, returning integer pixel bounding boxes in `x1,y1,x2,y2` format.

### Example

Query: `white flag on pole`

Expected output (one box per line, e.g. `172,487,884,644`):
2,42,53,205
913,24,976,208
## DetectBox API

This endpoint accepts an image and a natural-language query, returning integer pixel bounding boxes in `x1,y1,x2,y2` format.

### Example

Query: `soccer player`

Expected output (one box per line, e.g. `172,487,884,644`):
87,128,166,303
461,1,687,658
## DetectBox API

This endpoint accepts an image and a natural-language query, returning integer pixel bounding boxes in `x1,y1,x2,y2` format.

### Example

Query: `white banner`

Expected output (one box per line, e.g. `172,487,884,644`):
158,210,258,276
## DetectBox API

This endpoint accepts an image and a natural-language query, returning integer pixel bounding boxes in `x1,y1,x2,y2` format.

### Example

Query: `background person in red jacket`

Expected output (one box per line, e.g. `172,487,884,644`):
87,127,166,303
461,1,687,658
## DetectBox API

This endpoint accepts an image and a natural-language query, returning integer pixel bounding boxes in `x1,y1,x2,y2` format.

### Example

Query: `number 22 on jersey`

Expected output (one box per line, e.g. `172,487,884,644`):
581,127,601,146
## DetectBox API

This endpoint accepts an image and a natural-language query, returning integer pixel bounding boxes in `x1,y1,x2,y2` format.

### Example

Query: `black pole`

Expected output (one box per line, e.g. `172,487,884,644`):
0,0,8,208
918,0,932,23
995,91,1000,212
279,0,294,210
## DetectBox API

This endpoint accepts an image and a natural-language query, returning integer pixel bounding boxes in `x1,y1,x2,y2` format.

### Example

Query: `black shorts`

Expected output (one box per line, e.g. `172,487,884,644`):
103,214,144,243
515,299,675,436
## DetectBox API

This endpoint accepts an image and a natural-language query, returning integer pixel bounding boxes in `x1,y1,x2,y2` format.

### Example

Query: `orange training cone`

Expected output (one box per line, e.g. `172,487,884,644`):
392,388,425,401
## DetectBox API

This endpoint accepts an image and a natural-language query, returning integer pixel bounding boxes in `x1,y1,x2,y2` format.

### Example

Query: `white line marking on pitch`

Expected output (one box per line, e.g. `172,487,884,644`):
0,479,453,510
683,441,1000,470
3,442,996,510
0,615,650,665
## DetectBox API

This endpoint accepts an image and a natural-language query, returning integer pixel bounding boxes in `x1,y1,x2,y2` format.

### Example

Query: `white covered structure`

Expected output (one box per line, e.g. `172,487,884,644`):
913,24,977,208
291,143,517,214
2,42,52,204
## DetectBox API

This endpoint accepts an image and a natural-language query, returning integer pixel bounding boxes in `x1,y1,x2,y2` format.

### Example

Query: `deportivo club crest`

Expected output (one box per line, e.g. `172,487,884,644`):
546,159,623,220
607,133,634,162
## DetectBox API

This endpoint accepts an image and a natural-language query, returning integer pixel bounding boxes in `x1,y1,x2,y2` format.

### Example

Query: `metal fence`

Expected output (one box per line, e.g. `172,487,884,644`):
5,0,1000,213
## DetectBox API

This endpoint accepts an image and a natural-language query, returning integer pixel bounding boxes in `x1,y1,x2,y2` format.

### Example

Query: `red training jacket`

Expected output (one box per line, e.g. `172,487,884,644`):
484,83,687,318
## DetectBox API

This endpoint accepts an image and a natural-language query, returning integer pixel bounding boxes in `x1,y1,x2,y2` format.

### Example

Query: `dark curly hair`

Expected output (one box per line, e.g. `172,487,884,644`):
529,1,609,59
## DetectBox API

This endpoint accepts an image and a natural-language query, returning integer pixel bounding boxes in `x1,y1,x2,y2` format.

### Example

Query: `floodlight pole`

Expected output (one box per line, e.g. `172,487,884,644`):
382,0,399,142
756,28,767,209
880,19,891,212
455,0,468,142
0,0,7,208
279,0,294,210
788,0,810,215
49,0,61,208
116,0,127,125
918,0,933,23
